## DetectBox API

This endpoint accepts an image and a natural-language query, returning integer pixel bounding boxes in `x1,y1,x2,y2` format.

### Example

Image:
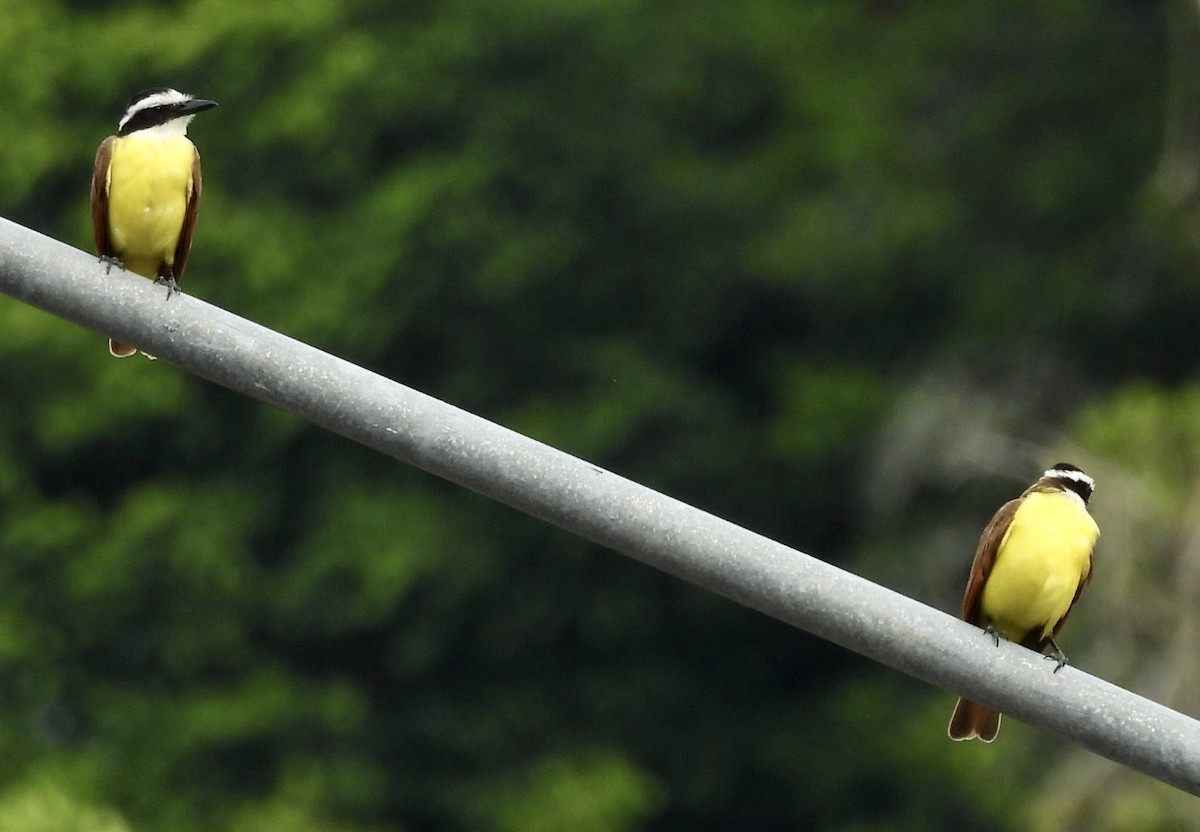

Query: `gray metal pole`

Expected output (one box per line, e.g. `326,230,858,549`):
2,216,1199,795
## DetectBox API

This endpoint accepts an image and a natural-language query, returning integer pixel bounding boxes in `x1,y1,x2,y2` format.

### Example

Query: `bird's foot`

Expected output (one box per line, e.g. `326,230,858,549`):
1045,638,1069,673
154,273,180,300
99,254,125,274
983,624,1009,648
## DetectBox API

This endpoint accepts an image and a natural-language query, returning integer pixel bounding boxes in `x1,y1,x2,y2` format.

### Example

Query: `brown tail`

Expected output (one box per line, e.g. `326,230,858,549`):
948,697,1001,742
109,339,137,358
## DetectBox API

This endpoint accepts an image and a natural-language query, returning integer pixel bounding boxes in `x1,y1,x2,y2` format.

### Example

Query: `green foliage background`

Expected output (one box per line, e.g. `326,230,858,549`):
1,0,1199,829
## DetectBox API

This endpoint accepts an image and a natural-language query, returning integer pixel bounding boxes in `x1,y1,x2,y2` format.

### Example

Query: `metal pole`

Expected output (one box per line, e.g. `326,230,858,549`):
2,216,1198,794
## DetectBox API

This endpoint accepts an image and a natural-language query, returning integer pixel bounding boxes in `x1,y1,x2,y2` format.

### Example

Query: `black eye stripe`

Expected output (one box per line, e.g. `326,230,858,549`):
1056,477,1094,503
117,100,197,135
118,105,181,135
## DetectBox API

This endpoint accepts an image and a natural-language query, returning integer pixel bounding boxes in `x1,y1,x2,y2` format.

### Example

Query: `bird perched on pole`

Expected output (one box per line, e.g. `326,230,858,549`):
948,463,1099,742
90,87,216,357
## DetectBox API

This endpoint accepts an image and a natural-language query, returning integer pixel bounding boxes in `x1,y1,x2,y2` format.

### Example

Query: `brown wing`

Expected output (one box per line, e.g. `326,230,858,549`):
960,499,1020,624
90,136,116,257
168,146,203,283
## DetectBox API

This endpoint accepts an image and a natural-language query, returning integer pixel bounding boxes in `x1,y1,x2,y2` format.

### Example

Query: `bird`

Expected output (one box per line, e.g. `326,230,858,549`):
947,462,1099,742
90,87,216,357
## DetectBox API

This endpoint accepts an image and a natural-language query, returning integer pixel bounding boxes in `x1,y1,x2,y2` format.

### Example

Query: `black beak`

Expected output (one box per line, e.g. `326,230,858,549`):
181,98,218,115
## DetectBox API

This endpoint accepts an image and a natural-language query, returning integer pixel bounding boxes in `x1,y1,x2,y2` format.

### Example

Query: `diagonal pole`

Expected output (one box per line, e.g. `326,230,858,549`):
2,216,1199,795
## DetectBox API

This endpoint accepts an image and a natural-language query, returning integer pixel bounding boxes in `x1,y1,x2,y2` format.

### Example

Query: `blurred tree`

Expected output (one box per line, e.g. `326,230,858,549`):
0,779,132,832
0,0,1194,830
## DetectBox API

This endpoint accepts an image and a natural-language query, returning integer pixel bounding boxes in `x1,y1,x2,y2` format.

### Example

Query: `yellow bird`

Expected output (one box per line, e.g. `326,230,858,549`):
91,87,216,357
948,463,1099,742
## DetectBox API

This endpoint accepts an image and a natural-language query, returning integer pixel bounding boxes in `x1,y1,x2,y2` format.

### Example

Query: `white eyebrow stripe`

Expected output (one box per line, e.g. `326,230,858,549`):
118,89,190,130
1044,468,1094,488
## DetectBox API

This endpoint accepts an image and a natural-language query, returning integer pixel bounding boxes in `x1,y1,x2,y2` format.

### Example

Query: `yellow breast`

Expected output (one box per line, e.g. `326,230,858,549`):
105,134,196,278
979,490,1098,641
